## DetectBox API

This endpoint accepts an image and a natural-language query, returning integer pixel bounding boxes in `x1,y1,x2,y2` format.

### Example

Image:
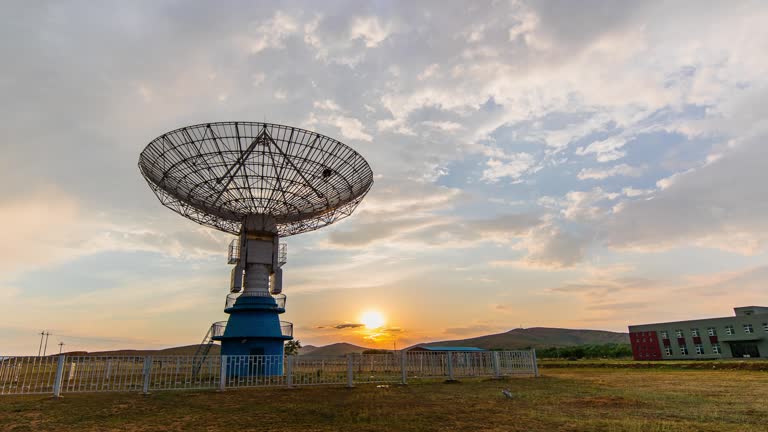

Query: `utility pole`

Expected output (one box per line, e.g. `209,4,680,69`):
58,342,65,354
38,331,45,356
43,332,50,356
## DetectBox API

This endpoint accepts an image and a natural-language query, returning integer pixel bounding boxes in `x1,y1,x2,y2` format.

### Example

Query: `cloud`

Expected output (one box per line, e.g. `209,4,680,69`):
325,182,541,249
578,163,644,180
350,17,392,48
622,187,653,197
518,225,589,269
540,188,619,222
332,323,365,329
604,137,768,253
306,100,373,142
417,64,440,81
235,11,299,54
576,136,628,162
0,185,231,284
481,153,536,183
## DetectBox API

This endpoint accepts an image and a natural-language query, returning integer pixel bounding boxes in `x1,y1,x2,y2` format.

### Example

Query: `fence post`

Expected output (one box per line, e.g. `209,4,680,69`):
400,352,407,385
531,349,539,377
142,356,152,394
286,355,294,387
492,352,501,378
446,352,455,381
52,355,66,398
219,355,227,391
346,354,354,388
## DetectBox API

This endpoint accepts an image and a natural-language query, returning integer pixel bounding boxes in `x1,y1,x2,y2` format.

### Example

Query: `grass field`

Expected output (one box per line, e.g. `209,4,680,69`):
1,368,767,432
539,358,768,370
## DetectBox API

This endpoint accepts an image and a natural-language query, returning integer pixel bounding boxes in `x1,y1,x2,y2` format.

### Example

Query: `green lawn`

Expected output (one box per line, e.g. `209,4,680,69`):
1,368,767,432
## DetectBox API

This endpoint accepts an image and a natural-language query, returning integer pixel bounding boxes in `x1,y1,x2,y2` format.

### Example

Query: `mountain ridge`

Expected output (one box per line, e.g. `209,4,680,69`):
53,327,628,357
411,327,629,350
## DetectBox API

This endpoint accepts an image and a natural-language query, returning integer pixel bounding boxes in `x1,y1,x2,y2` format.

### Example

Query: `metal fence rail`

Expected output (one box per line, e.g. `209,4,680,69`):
352,353,401,384
224,355,286,388
0,350,537,396
0,356,59,395
290,356,348,386
149,356,220,391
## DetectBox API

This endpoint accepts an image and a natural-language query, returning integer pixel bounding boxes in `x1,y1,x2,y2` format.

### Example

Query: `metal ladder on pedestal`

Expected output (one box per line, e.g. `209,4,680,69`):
191,325,215,378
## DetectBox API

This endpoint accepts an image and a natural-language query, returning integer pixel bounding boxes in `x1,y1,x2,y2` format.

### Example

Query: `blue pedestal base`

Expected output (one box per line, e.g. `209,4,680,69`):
214,294,291,376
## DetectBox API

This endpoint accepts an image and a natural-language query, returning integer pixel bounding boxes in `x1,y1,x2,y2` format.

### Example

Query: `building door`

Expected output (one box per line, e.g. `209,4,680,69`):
729,342,760,358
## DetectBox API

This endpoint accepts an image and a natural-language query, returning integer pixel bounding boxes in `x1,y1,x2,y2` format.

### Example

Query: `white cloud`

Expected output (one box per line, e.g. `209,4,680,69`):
422,120,462,132
236,11,299,54
492,225,588,270
480,149,536,183
0,187,228,283
417,64,440,81
313,99,341,111
576,136,628,162
252,73,266,86
350,17,392,48
578,163,644,180
622,187,653,197
306,102,373,142
605,137,768,254
540,188,619,222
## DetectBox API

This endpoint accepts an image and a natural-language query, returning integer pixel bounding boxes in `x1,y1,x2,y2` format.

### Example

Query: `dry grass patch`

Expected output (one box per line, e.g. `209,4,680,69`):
0,368,766,432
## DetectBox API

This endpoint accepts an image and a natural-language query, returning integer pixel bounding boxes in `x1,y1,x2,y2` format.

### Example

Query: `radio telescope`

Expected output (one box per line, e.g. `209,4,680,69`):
139,122,373,372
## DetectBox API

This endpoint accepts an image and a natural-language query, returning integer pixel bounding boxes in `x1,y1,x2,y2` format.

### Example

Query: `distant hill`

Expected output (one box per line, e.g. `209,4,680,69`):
299,345,319,355
298,342,371,357
63,344,221,357
57,328,627,357
413,327,629,350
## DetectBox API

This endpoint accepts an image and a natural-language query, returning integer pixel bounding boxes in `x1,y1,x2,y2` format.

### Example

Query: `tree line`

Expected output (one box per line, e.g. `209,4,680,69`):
531,343,633,359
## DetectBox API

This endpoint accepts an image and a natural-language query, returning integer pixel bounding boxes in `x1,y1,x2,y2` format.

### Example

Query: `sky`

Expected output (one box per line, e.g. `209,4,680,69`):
2,0,768,355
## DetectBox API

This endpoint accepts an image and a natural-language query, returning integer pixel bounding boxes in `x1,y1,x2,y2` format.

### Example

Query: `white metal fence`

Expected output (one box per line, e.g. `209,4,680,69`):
0,350,537,396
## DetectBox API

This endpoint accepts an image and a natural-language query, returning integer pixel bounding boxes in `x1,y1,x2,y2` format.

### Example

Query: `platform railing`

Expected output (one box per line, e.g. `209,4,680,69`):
280,321,293,338
211,321,227,338
0,350,537,396
225,292,286,310
209,320,291,339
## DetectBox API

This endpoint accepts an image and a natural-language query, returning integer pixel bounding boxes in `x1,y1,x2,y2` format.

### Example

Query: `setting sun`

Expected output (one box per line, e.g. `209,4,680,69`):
360,310,386,329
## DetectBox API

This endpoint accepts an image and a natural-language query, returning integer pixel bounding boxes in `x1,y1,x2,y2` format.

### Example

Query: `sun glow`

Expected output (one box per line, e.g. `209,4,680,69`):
360,310,386,329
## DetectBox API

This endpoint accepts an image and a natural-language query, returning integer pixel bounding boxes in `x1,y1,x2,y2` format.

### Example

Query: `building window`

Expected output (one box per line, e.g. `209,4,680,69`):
680,346,689,355
725,325,735,335
691,328,699,337
695,344,704,355
675,329,684,338
664,347,672,356
763,323,768,332
744,324,754,334
712,343,721,354
707,327,717,336
660,330,669,339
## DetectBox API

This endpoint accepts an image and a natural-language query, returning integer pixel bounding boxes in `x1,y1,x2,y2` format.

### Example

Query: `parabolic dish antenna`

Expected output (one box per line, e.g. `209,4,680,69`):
138,121,374,236
138,121,373,372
